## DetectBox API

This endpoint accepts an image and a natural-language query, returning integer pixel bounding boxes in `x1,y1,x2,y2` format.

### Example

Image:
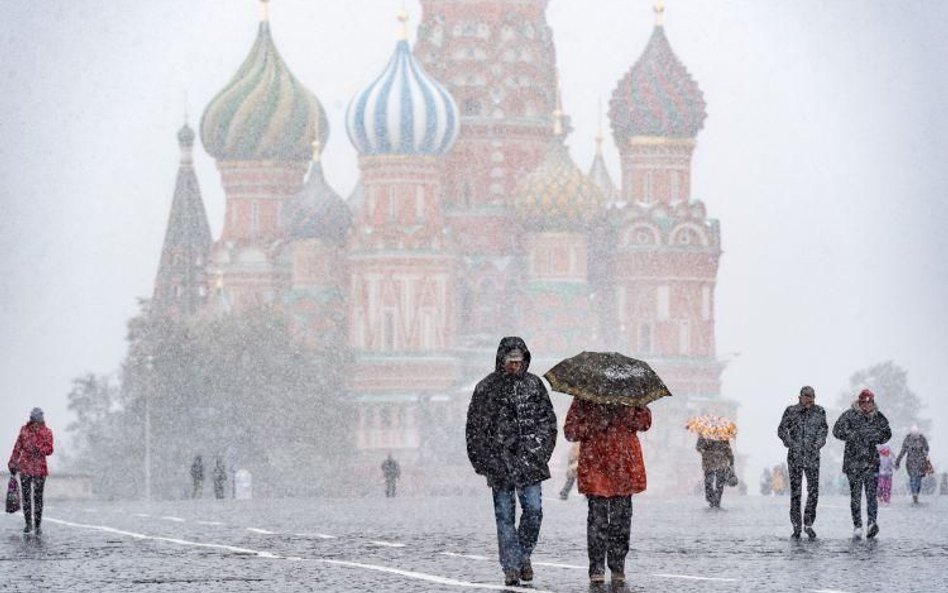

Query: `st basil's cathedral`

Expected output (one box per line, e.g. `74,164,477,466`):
151,0,738,494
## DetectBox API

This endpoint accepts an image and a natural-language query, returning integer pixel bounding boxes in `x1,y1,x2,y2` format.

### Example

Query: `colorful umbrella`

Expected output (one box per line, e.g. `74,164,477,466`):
686,414,737,441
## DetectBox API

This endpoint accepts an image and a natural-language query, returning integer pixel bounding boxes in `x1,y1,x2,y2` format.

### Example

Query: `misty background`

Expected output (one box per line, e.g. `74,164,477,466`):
2,0,946,486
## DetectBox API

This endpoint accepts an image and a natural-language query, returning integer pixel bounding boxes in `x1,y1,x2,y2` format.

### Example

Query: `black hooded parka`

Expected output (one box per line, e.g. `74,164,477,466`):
465,337,558,489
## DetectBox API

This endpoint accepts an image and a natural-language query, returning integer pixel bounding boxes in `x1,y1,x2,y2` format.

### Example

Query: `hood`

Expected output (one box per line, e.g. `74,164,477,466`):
851,400,878,415
494,336,532,374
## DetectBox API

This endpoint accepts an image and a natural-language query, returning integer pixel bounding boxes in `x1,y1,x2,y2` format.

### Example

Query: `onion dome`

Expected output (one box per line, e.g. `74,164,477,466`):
200,3,328,162
346,11,459,156
281,142,352,245
609,5,706,141
515,109,603,230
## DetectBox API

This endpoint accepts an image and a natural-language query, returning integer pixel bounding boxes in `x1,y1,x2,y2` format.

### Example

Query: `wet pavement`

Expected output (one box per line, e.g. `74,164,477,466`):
2,492,946,593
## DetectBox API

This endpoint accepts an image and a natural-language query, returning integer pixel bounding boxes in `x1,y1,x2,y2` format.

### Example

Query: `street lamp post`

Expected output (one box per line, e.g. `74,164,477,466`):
144,354,153,502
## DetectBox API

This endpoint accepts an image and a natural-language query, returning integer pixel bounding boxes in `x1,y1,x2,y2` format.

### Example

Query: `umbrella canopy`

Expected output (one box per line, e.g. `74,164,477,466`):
543,351,672,406
686,414,737,441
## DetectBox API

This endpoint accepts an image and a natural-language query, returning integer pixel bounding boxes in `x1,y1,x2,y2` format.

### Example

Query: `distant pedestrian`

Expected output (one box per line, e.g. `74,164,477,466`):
759,467,773,496
212,457,227,500
833,389,891,539
381,453,400,498
558,442,580,500
877,445,894,504
7,408,54,535
894,426,930,504
777,385,828,539
466,337,557,587
696,436,734,509
564,400,651,585
190,455,204,498
940,473,948,496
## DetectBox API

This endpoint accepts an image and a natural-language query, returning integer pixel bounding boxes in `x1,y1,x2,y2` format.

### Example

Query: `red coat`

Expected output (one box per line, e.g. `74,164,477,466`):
564,400,651,497
8,422,54,477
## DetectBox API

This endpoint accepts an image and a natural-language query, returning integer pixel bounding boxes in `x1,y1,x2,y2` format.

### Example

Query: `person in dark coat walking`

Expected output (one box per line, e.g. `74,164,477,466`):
833,389,891,539
465,337,557,587
8,407,54,535
777,385,828,539
381,454,401,498
696,437,734,509
212,457,227,500
564,401,651,585
190,455,204,498
895,426,930,504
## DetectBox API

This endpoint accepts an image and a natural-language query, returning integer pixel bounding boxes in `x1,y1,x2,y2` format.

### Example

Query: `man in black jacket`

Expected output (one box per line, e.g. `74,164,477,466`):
466,337,557,587
833,389,891,539
777,385,828,539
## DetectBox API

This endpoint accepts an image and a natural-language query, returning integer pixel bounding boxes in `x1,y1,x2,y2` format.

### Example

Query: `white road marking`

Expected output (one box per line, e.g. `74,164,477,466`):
294,532,336,539
133,513,152,518
42,516,564,593
652,573,738,582
535,561,585,570
440,552,489,561
247,527,276,534
44,517,276,558
160,516,186,522
812,590,854,593
369,540,407,547
197,520,225,526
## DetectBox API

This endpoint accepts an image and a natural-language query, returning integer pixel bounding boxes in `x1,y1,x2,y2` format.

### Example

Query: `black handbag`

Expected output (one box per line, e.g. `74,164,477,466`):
725,465,739,487
6,476,21,513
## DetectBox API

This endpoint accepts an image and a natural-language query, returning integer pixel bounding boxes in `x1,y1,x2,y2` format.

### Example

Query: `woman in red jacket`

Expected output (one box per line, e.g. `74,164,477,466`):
8,407,54,535
564,399,651,585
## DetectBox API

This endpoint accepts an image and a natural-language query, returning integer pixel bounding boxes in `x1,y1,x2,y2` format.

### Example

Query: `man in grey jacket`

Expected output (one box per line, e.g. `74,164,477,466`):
778,385,828,539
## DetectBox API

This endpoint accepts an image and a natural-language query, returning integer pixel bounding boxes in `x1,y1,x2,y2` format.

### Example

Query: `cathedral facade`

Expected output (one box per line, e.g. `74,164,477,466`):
152,0,736,495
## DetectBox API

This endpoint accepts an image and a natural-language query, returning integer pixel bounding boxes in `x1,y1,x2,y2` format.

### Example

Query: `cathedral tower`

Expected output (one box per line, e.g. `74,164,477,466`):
151,123,212,318
200,1,329,309
345,11,462,458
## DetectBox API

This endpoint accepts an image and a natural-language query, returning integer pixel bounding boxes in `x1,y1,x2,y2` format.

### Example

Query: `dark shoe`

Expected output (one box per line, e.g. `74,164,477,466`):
503,571,520,587
520,557,533,582
559,492,569,500
33,526,42,536
912,495,919,504
852,526,862,540
867,522,879,539
611,571,626,584
791,527,801,539
804,526,817,540
589,572,606,584
23,524,32,534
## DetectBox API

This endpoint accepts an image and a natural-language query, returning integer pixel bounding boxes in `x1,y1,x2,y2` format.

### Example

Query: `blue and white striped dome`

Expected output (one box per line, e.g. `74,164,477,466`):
346,39,459,156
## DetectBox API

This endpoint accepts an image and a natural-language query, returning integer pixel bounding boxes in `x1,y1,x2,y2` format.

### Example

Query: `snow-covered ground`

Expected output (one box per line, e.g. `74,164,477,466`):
4,492,945,592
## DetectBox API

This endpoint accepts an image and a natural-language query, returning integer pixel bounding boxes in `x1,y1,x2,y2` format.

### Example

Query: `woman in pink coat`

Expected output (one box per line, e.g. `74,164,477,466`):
8,407,54,534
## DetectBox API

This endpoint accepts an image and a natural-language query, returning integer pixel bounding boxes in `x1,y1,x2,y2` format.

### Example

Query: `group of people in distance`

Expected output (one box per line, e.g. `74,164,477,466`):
466,337,933,587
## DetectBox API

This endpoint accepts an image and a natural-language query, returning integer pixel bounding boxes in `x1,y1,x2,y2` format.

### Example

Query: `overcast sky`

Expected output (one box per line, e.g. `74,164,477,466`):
2,1,946,482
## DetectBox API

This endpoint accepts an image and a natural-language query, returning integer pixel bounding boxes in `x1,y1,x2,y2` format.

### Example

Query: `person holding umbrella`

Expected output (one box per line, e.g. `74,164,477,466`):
546,351,670,585
465,337,557,587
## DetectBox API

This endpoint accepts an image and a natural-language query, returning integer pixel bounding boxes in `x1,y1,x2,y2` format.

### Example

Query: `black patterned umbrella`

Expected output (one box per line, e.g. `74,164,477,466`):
543,351,672,406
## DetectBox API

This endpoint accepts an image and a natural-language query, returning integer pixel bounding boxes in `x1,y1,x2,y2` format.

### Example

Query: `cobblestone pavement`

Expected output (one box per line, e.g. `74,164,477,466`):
2,492,946,593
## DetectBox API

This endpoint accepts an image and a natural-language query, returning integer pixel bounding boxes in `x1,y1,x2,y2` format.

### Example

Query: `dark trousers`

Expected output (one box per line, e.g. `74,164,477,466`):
587,495,632,576
704,469,726,507
789,464,820,528
848,471,879,527
20,475,46,528
559,475,576,499
385,479,397,497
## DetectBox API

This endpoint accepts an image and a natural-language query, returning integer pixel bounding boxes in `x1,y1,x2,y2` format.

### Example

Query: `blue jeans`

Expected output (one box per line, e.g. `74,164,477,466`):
491,483,543,573
909,474,923,496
